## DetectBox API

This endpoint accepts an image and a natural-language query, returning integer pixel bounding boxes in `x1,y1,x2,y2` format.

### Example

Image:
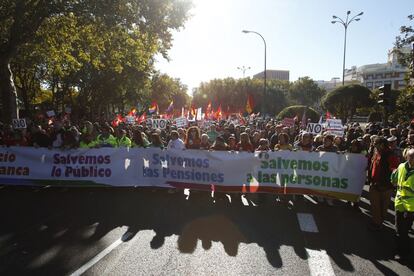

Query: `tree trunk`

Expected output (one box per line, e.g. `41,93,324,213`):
0,60,19,122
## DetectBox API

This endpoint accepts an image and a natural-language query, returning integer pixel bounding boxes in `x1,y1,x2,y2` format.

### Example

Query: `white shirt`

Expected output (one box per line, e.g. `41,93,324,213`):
167,138,185,150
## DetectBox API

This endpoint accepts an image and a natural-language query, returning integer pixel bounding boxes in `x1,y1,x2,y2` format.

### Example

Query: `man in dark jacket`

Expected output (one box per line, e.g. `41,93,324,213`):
368,137,400,231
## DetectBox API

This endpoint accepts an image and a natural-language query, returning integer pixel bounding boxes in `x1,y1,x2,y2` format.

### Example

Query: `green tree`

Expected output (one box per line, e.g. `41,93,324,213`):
322,84,374,123
394,14,414,120
192,78,290,115
0,0,191,122
277,105,320,122
288,77,325,107
150,73,190,112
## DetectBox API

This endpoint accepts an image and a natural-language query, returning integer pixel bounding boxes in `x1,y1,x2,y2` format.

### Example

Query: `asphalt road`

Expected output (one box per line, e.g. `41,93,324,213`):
0,185,413,276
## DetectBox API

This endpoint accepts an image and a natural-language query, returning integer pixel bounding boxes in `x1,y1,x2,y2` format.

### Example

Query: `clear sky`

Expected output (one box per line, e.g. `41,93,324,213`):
155,0,413,93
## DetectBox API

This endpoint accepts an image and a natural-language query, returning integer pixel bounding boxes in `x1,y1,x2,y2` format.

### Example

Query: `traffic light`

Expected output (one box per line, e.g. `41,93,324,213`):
377,84,391,107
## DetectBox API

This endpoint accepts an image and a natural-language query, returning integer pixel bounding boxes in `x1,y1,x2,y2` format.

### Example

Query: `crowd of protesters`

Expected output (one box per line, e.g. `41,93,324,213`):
1,115,414,157
1,113,414,261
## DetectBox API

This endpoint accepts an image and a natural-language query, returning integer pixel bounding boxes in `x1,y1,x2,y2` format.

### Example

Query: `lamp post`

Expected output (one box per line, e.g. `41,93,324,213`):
331,11,363,86
242,30,266,114
237,66,251,78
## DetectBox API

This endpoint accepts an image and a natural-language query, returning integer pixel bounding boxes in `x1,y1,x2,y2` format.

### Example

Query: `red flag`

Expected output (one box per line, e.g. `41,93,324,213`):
214,105,222,120
326,111,331,120
246,95,254,114
128,108,137,117
206,101,212,114
136,113,146,124
112,114,124,127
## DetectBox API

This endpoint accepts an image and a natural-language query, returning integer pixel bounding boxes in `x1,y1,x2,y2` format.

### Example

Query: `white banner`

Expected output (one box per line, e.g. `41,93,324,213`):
175,117,188,128
325,119,344,136
306,123,323,135
148,119,167,129
0,147,367,201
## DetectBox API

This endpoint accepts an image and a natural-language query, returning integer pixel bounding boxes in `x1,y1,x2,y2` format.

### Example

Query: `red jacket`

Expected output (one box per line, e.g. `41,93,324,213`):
370,148,399,185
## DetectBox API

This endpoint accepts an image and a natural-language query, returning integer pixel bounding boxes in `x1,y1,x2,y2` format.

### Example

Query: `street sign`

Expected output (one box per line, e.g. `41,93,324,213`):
306,123,322,135
12,118,27,129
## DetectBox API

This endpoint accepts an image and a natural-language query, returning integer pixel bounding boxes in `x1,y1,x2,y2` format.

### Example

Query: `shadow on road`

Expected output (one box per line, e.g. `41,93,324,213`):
0,186,412,275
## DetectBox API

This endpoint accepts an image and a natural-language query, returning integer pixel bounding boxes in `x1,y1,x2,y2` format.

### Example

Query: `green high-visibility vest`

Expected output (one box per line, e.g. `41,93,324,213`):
394,162,414,212
95,134,117,148
117,136,132,148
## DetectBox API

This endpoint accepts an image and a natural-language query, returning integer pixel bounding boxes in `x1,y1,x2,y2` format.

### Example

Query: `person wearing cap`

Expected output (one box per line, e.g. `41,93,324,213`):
368,137,400,231
391,148,414,263
388,136,402,163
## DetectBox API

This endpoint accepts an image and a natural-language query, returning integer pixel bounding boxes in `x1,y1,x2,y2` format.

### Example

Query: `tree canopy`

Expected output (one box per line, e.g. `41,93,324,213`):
277,105,320,122
288,77,326,107
322,84,374,122
394,14,414,120
0,0,191,122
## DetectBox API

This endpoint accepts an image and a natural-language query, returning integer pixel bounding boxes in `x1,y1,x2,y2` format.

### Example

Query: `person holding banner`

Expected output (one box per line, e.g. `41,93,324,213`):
94,125,117,148
131,130,150,148
116,129,132,148
294,132,313,152
274,133,293,151
200,134,211,150
236,133,254,152
149,132,165,149
167,130,185,150
391,148,414,263
315,135,338,153
185,126,201,149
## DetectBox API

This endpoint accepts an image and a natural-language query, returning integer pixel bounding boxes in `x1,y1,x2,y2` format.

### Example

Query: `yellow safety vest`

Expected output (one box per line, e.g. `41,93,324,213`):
95,134,117,148
395,162,414,212
117,136,132,148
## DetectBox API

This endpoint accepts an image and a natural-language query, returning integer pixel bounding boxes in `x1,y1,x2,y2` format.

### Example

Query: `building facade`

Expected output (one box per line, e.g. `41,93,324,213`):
344,47,409,90
253,69,290,81
316,77,341,91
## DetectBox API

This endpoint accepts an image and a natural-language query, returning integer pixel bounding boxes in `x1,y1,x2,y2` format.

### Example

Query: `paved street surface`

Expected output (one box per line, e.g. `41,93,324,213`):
0,185,413,276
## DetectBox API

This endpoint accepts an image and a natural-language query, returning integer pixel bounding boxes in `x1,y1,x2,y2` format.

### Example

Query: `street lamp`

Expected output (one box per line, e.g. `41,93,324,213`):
237,66,251,78
331,11,363,86
242,30,267,114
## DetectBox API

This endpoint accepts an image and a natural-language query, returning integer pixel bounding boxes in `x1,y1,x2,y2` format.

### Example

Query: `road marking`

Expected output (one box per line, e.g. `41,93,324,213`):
70,232,133,276
297,213,335,275
297,213,319,233
306,248,336,276
304,195,318,204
